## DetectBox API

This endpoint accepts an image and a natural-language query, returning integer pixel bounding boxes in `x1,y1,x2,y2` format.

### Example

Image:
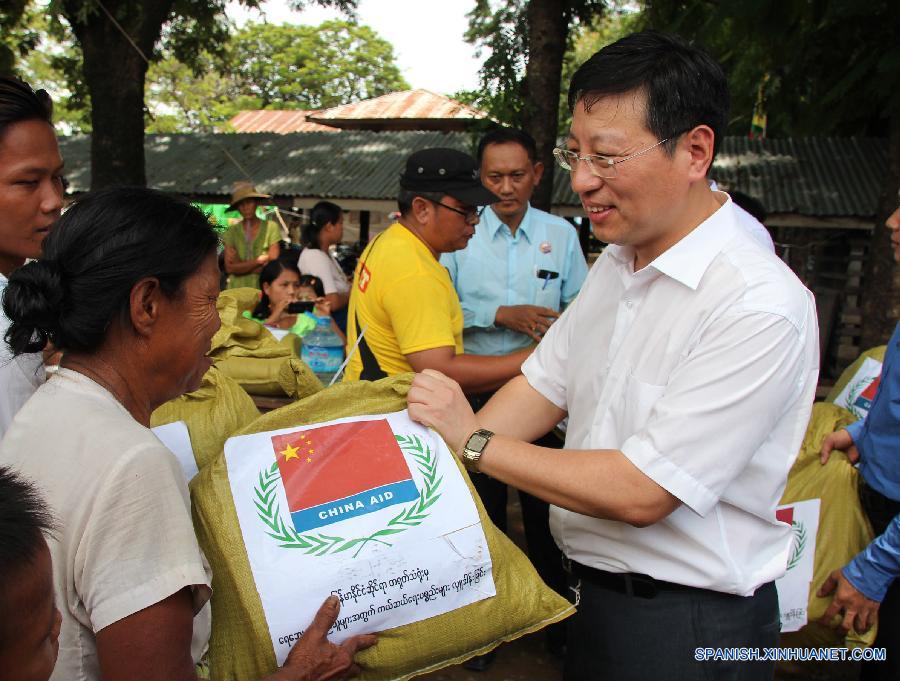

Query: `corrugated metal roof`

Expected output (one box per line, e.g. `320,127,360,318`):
710,137,887,217
58,133,886,217
308,89,488,123
228,110,339,133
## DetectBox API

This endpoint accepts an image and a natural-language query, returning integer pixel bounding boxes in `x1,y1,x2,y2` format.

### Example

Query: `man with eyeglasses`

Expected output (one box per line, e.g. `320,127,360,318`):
343,148,531,391
408,31,818,681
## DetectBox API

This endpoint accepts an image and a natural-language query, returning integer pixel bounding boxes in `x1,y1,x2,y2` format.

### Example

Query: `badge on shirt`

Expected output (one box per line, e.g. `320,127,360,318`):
539,241,552,254
358,264,372,292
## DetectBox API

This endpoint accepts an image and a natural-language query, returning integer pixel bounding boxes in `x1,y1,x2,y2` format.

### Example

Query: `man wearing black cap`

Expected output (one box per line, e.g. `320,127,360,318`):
343,148,531,390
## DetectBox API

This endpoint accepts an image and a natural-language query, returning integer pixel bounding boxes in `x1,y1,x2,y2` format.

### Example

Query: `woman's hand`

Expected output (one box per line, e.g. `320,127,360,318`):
314,297,332,318
266,297,292,326
272,596,377,681
408,369,479,455
257,253,271,265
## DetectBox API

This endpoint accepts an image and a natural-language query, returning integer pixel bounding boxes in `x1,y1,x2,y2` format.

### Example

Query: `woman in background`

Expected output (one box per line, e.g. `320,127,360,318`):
222,183,281,290
246,261,344,342
297,201,350,332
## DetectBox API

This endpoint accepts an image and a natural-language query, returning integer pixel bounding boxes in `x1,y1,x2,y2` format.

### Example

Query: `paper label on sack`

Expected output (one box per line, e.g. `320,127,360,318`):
225,409,495,663
833,358,882,420
774,498,820,632
152,420,198,482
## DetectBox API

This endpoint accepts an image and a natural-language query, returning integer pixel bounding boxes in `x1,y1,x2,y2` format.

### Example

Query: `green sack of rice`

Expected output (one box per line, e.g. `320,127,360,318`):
211,288,322,397
191,374,574,681
777,402,876,653
150,366,260,479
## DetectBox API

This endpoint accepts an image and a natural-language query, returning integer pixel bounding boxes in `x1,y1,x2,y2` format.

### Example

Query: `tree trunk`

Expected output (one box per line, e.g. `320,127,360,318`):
859,111,900,349
62,0,175,189
523,0,568,212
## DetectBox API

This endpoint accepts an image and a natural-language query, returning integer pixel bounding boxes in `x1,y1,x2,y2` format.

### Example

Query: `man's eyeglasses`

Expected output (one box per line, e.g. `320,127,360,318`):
428,199,484,224
552,138,669,179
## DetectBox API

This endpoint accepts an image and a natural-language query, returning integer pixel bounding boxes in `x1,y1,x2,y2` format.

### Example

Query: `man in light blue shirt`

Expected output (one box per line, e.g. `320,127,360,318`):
441,128,588,667
819,204,900,680
442,129,588,357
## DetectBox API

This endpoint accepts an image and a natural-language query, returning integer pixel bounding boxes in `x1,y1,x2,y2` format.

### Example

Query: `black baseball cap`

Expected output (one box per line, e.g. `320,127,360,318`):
400,148,500,207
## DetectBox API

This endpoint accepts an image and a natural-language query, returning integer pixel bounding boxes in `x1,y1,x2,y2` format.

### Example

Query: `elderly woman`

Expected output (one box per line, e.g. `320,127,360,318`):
297,201,350,332
0,187,375,681
222,183,282,290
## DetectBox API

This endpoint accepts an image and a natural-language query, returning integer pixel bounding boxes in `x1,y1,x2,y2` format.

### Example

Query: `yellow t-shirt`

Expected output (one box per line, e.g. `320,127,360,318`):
344,223,464,381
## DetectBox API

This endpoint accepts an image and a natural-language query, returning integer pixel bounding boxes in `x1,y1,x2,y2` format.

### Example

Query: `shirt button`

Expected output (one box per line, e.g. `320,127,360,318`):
624,299,633,308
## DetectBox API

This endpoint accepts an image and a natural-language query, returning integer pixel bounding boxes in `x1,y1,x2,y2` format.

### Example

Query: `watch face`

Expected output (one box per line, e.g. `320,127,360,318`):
468,433,489,451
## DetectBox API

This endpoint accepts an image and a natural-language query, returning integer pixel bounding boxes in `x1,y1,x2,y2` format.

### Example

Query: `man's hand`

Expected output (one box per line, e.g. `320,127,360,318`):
820,429,859,465
495,305,559,342
275,596,377,681
408,369,479,454
818,569,879,634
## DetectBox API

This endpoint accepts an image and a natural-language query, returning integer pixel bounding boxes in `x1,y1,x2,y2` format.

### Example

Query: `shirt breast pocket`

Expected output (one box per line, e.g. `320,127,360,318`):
620,373,666,436
533,266,562,309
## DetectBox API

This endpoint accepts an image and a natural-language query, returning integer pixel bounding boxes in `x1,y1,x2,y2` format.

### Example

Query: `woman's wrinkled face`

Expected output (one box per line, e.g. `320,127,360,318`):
160,253,222,397
263,269,301,307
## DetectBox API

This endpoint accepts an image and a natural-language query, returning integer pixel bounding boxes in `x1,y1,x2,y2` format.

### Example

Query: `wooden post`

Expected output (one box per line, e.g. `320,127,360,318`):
359,210,371,245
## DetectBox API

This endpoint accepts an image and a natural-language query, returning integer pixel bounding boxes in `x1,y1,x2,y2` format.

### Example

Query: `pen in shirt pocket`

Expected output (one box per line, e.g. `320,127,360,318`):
536,268,559,289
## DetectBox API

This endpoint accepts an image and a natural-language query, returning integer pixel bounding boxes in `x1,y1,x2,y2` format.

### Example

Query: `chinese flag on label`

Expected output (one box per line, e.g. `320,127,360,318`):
272,419,419,532
776,507,794,526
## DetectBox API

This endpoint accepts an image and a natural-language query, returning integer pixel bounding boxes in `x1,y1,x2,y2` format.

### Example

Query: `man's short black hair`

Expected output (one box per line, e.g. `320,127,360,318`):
477,127,538,164
568,30,729,159
0,76,53,139
0,466,55,581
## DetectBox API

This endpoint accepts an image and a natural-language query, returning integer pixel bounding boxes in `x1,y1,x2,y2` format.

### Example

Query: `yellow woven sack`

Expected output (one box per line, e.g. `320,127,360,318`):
150,366,260,474
210,288,322,398
778,402,876,652
191,374,575,681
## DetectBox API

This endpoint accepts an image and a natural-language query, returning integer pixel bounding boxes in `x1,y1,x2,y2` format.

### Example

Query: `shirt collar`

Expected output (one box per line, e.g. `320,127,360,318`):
484,203,534,242
605,192,737,290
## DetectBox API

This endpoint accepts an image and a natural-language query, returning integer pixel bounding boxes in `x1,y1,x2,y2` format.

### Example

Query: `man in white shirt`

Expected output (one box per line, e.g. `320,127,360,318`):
408,31,818,680
0,77,64,437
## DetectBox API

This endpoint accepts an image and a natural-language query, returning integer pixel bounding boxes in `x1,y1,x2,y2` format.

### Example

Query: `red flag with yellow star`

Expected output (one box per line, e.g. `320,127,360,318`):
272,419,419,532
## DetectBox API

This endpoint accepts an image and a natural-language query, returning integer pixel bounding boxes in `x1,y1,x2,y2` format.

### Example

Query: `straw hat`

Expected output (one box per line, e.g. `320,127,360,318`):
227,182,271,211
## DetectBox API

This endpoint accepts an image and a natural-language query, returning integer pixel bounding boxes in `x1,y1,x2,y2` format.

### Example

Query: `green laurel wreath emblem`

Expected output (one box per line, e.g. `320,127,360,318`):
786,520,807,571
253,433,442,558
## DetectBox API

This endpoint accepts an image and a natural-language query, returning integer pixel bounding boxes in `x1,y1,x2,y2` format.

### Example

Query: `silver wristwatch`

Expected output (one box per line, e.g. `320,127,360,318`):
460,429,494,472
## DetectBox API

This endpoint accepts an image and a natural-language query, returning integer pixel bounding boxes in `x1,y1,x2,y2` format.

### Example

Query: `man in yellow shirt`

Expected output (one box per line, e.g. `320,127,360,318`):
344,148,530,392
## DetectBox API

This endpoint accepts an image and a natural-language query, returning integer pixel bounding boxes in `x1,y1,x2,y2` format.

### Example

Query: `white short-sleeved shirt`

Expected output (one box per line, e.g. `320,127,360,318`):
0,369,212,681
0,272,45,438
298,247,350,296
522,194,819,596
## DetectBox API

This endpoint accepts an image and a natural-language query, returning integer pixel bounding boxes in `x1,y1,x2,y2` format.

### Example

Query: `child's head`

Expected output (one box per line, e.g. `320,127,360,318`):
0,467,60,681
297,274,325,300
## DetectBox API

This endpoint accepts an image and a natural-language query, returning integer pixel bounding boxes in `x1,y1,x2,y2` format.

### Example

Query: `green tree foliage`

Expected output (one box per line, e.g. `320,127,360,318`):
639,0,899,138
3,0,358,187
226,20,408,110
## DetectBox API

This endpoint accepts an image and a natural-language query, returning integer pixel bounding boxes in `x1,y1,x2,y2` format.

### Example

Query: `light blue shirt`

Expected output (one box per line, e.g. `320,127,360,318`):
441,204,588,356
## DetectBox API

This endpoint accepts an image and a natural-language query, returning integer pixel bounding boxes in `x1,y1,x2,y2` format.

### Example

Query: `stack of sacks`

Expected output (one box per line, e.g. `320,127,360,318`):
211,288,322,398
190,374,575,681
150,366,260,477
776,345,886,671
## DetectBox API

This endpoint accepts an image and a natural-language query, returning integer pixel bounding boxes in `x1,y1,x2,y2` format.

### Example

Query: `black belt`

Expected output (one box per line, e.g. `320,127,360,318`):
566,560,697,599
